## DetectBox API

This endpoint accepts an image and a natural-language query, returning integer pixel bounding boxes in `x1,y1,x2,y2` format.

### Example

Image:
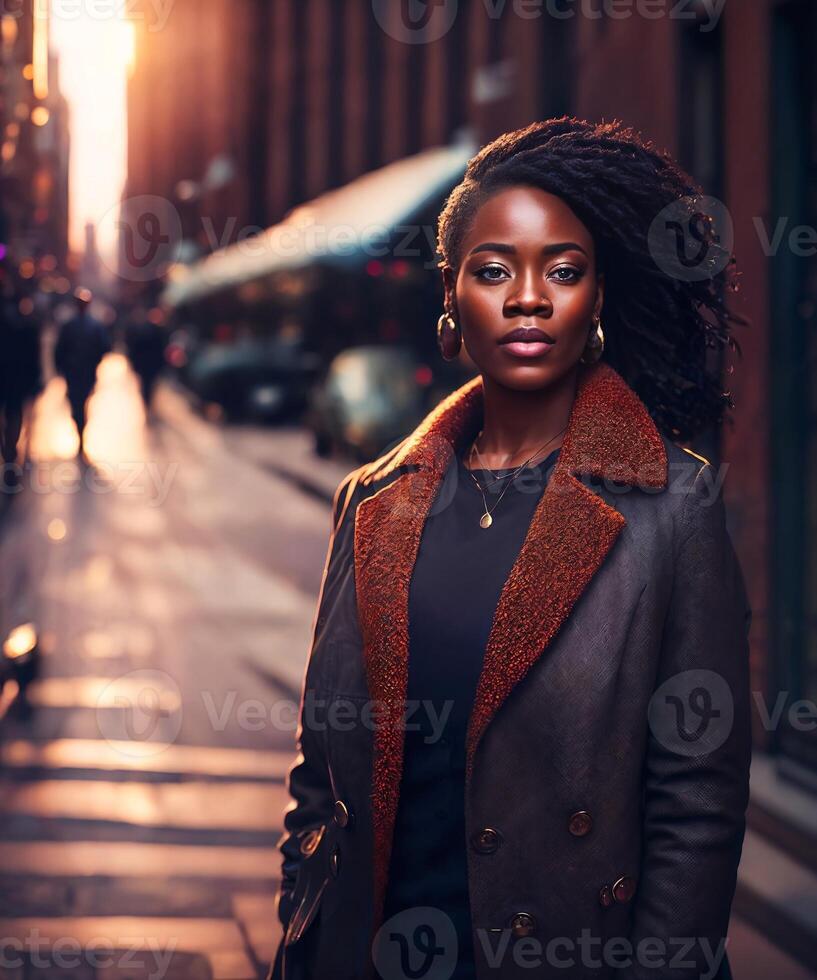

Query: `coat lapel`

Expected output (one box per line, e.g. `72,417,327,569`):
353,361,668,940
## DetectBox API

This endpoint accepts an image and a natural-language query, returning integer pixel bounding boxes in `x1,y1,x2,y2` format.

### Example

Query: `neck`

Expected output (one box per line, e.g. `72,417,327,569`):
473,366,580,469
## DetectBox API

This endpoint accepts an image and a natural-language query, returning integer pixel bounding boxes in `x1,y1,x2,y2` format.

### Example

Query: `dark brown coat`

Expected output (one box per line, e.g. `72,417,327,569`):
268,361,752,980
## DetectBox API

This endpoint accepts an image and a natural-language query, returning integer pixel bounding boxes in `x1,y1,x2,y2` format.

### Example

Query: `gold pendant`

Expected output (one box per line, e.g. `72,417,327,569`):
480,512,493,528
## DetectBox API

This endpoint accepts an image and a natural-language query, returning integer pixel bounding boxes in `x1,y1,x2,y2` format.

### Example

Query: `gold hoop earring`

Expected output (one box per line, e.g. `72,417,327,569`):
437,311,462,361
580,316,605,365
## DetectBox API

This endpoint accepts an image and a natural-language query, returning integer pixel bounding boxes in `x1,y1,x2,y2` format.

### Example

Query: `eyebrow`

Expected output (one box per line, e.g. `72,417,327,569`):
468,241,588,258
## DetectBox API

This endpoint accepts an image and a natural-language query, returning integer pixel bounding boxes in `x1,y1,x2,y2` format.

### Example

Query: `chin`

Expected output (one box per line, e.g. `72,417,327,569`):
484,358,570,392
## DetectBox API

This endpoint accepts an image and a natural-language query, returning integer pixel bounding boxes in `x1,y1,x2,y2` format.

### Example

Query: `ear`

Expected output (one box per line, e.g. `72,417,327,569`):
441,266,458,318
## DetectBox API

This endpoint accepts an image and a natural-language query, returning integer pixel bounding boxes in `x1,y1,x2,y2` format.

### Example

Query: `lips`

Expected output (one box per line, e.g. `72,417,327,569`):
498,326,555,345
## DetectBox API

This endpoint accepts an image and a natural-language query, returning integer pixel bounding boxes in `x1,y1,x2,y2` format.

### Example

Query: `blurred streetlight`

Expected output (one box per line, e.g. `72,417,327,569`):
3,622,40,691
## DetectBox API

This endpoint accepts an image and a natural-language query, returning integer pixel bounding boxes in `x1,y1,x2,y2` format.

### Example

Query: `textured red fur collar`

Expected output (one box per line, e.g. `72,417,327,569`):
364,360,668,487
353,361,667,957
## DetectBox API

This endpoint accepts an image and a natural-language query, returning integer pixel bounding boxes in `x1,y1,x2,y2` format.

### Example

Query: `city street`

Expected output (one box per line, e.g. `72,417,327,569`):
0,353,348,978
0,0,814,976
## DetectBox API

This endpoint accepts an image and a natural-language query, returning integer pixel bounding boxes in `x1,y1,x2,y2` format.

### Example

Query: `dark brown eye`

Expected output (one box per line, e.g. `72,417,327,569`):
475,264,509,281
550,266,581,283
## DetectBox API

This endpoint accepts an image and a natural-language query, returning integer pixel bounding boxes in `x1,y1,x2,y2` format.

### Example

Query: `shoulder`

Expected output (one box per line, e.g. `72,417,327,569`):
659,435,728,553
329,438,410,529
662,435,710,494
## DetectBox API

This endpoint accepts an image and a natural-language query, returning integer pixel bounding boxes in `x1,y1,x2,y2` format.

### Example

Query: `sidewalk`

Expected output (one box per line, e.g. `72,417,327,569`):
158,376,352,506
0,361,335,979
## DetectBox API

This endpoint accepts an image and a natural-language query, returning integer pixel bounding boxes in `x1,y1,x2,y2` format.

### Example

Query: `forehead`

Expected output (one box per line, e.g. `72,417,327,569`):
463,186,594,251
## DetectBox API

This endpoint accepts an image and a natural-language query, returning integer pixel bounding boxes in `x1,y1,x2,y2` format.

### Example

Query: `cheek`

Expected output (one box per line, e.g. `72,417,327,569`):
561,278,597,314
557,284,597,336
455,282,503,335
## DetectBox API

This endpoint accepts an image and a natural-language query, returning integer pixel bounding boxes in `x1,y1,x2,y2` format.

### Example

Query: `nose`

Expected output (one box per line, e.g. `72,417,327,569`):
503,270,551,318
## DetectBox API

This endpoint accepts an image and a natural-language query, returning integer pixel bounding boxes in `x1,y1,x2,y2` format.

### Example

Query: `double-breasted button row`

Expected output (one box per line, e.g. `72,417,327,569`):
599,875,637,907
568,810,593,836
472,811,591,855
333,799,352,828
509,912,536,938
613,875,637,902
330,799,351,878
471,827,503,854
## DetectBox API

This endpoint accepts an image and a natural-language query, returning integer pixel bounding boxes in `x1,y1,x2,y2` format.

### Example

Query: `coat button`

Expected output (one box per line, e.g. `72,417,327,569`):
330,844,341,877
568,810,592,836
471,827,502,854
333,799,351,827
612,875,637,903
598,884,614,908
509,912,536,938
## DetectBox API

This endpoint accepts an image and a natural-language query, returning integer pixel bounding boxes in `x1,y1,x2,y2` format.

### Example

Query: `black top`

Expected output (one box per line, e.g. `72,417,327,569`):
381,442,561,979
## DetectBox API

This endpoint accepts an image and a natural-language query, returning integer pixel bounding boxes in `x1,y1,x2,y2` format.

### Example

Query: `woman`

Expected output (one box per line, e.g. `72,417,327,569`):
268,118,752,980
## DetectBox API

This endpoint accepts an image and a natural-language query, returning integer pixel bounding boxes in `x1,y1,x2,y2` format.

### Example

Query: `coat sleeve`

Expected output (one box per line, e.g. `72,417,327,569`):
273,469,357,933
620,462,752,979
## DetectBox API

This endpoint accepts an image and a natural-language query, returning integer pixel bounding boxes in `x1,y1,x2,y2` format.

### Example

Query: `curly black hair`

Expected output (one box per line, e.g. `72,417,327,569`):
436,116,748,443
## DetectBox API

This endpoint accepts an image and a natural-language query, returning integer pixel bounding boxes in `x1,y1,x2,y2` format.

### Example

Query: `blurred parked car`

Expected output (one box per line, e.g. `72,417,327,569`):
164,327,197,381
183,335,321,422
306,344,473,462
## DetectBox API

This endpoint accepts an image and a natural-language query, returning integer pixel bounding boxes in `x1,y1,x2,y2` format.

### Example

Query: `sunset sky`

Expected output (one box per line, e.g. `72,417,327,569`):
49,7,134,260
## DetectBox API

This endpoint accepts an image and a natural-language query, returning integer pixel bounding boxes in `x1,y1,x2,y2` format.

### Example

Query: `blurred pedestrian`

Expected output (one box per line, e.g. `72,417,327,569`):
124,307,166,421
0,274,43,481
54,287,111,461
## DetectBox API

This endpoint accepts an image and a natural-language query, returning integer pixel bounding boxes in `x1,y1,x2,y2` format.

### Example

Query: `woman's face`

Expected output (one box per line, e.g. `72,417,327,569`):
445,186,604,391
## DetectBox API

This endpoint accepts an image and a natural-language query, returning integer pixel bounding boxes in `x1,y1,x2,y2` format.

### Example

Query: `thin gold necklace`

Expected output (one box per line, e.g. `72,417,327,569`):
470,428,561,489
465,426,566,529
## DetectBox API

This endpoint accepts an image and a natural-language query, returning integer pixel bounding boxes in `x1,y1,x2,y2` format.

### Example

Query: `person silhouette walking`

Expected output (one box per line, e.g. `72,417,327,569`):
54,288,111,461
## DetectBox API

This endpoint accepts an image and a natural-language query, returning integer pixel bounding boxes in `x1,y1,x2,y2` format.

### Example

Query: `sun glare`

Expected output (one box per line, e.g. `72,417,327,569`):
49,10,134,261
